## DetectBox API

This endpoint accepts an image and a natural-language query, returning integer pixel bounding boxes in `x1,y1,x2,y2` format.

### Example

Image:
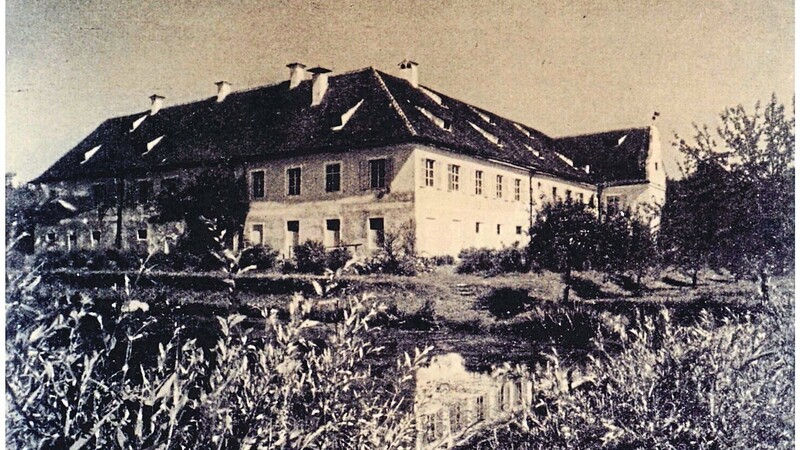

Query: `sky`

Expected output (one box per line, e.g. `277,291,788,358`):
5,0,795,182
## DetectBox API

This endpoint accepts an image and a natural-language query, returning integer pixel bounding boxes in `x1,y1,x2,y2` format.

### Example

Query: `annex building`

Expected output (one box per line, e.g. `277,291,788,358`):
32,61,666,258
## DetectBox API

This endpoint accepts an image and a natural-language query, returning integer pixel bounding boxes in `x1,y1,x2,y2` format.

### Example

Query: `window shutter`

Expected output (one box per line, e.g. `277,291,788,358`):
385,158,393,189
420,158,426,187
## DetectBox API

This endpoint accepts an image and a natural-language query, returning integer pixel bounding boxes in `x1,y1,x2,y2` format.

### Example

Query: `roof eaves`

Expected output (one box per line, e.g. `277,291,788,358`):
372,69,418,137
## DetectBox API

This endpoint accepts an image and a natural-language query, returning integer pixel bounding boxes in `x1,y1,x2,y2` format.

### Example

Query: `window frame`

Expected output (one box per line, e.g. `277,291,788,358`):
368,158,387,189
424,159,435,187
287,167,302,196
324,218,342,247
251,170,266,199
136,228,148,242
475,170,483,195
250,223,265,246
447,164,460,191
496,175,503,199
514,178,521,201
324,162,342,193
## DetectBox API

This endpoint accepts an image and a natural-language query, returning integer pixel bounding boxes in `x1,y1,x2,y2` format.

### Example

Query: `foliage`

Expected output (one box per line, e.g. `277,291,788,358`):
150,169,249,256
457,294,794,449
238,244,279,271
355,221,420,276
456,244,529,276
6,264,429,449
33,248,142,271
6,182,41,253
595,209,658,290
671,95,795,299
286,241,352,274
528,201,601,301
326,247,352,272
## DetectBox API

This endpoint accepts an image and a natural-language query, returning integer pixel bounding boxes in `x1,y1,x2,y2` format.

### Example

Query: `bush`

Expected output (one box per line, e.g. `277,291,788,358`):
239,245,278,271
457,244,528,276
477,287,532,319
325,247,352,272
291,240,328,274
32,248,141,271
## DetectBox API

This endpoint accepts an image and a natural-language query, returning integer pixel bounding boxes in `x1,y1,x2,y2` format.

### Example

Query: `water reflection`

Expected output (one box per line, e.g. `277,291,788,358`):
414,353,533,449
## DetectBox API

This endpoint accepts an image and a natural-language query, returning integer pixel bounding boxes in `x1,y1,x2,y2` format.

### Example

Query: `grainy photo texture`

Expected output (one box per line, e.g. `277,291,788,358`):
6,1,794,448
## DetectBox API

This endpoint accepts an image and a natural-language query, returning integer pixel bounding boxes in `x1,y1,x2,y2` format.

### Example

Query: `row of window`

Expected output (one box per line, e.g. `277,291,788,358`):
249,217,386,250
424,159,524,201
251,158,390,199
45,228,148,247
91,178,178,206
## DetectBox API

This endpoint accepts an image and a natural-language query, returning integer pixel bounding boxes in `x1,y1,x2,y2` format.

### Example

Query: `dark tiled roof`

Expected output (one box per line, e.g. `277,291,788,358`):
35,68,642,185
553,127,651,184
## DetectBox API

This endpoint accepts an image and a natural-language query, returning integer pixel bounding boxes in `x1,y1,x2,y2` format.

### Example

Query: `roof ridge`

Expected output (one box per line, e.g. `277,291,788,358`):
372,69,417,137
555,126,650,140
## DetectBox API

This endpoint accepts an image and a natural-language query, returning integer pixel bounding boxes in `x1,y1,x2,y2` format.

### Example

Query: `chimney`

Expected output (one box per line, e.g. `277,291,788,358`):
398,59,419,88
149,94,165,115
215,81,232,102
287,62,307,89
308,67,332,106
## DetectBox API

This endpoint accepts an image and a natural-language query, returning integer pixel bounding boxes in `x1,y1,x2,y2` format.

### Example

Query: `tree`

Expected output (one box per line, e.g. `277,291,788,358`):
529,201,600,302
673,95,794,300
597,208,658,292
150,169,249,258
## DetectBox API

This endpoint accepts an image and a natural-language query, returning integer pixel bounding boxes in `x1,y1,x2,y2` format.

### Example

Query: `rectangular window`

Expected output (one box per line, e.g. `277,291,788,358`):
578,193,585,203
90,230,101,247
516,226,523,235
514,179,521,201
552,186,558,200
607,196,621,214
286,221,300,256
251,170,265,198
325,164,341,192
497,224,501,235
475,222,481,233
46,232,57,243
424,159,435,187
368,217,385,249
287,168,301,196
476,396,486,421
325,219,341,247
136,180,152,204
566,190,572,202
137,229,148,241
67,231,77,250
250,224,264,246
475,170,483,195
448,164,460,191
369,159,387,189
496,175,503,198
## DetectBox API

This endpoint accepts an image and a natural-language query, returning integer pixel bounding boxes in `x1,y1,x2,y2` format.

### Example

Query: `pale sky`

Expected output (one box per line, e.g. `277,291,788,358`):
6,0,794,182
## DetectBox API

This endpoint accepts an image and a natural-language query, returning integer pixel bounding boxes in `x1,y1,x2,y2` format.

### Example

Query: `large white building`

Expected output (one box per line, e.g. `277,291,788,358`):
33,61,665,257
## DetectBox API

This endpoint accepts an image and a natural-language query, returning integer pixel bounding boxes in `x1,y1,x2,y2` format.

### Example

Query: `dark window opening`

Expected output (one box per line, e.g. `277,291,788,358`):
325,219,341,247
137,229,148,241
516,226,523,235
325,164,341,192
46,232,57,242
369,159,387,189
287,168,301,196
136,180,152,204
252,171,265,198
369,217,385,248
287,220,300,233
496,224,501,235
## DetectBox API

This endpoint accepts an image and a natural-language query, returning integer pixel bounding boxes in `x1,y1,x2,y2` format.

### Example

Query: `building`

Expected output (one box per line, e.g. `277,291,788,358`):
31,61,665,257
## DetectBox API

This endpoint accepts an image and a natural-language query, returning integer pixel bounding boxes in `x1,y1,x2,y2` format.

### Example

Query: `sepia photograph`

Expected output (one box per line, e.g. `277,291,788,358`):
5,0,794,448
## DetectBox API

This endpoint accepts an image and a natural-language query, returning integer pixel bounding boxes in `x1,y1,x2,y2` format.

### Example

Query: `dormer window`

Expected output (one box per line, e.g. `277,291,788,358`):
469,122,502,146
82,145,102,164
418,86,444,106
415,106,451,131
331,99,365,131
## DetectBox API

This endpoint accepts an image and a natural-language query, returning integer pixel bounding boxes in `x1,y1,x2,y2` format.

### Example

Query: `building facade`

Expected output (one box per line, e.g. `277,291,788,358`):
32,61,665,258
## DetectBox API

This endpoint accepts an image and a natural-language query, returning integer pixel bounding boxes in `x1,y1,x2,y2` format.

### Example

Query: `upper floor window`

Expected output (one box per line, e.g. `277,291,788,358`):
424,159,435,187
287,168,301,196
136,180,152,204
607,195,622,214
655,162,659,171
369,159,387,189
325,164,341,192
514,179,521,201
448,164,460,191
251,170,265,198
578,192,585,203
565,190,572,202
552,186,558,200
496,175,503,199
475,170,483,195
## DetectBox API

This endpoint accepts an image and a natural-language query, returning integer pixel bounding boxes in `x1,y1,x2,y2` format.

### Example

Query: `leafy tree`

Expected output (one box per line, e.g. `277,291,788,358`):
673,95,794,300
596,209,658,291
150,169,249,257
529,201,600,302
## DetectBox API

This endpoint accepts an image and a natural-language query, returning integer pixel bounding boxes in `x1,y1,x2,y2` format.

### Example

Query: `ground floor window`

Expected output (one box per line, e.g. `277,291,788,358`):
67,231,77,250
286,220,300,256
516,226,523,235
90,230,101,247
325,219,341,247
368,217,385,249
46,232,57,243
496,224,501,235
250,224,264,246
137,229,148,241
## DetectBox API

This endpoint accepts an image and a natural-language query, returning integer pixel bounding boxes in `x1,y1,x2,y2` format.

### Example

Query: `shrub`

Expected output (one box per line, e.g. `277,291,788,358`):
292,240,328,274
325,247,352,272
477,287,532,319
457,244,528,276
239,244,278,271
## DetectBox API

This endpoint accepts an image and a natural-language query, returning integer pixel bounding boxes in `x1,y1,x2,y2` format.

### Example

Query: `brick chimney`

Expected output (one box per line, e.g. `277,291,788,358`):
215,81,231,102
308,67,332,106
287,62,307,89
149,94,165,115
398,59,419,88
